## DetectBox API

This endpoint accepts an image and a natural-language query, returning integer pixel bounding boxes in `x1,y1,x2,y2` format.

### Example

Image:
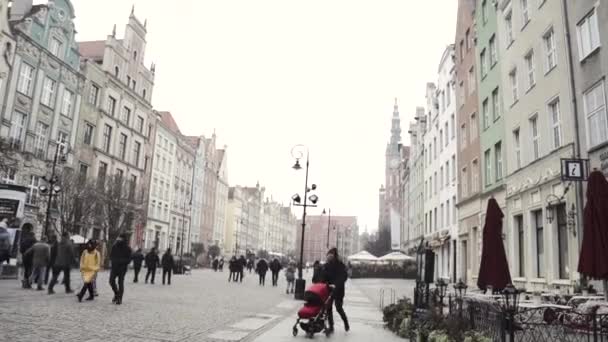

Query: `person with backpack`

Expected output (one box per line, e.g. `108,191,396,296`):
269,258,282,286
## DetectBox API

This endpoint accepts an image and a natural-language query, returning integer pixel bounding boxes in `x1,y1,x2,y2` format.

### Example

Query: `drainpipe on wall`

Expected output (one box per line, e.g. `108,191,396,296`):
561,0,585,265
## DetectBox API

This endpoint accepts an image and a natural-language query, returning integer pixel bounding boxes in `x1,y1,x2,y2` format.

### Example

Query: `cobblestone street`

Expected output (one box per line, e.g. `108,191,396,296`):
0,269,413,342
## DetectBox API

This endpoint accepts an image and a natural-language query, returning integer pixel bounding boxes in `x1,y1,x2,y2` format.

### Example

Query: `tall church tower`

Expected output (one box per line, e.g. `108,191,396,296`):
379,99,402,233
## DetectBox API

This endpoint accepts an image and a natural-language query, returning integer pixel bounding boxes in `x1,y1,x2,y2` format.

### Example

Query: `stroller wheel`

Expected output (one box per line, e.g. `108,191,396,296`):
306,331,314,339
292,327,298,337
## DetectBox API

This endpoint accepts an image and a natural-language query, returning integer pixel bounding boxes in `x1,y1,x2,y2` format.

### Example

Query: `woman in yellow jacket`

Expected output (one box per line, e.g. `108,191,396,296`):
77,240,100,302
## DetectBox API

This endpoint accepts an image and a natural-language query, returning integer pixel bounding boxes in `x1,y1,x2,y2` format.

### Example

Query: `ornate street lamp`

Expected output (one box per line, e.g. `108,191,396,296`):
436,278,448,307
453,278,468,299
502,284,520,342
291,144,318,300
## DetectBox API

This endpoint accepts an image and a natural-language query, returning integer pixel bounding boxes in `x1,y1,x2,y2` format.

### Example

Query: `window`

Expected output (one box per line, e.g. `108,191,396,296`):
440,204,444,228
482,0,488,24
452,155,456,181
530,116,541,160
26,175,40,205
468,67,475,95
445,160,450,187
98,161,108,186
83,123,94,145
461,167,468,197
144,156,150,172
127,76,131,87
484,149,492,186
544,29,557,70
143,89,147,100
451,114,455,139
470,113,477,141
489,35,498,65
459,81,465,106
439,130,443,151
0,168,16,184
434,172,438,194
577,9,600,60
433,137,437,159
514,128,522,169
556,204,569,279
133,141,141,167
521,0,530,25
533,210,545,278
549,98,562,149
509,69,519,103
89,84,100,106
34,122,48,158
107,96,117,116
460,124,467,149
446,199,451,227
136,116,144,133
480,49,488,77
492,87,501,120
40,77,56,107
515,215,525,277
482,99,489,129
495,142,503,181
118,133,128,160
79,163,89,180
472,159,479,193
17,63,34,95
121,106,131,125
446,83,451,106
465,29,470,50
10,112,27,147
61,90,74,116
585,81,608,147
440,167,444,190
459,40,464,60
505,12,514,45
102,124,112,153
116,168,124,180
525,50,536,89
58,131,68,145
444,122,449,146
49,37,63,57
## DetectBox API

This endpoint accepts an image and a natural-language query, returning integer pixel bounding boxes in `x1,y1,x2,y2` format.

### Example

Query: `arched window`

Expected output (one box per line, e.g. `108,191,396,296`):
114,66,119,78
133,51,138,61
143,89,147,99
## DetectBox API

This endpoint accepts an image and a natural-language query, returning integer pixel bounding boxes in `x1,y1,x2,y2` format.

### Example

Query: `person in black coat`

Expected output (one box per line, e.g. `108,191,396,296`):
145,248,160,284
131,248,145,283
256,258,269,285
237,255,246,282
228,256,237,282
247,259,254,273
219,257,224,271
311,260,322,283
161,248,175,285
109,233,132,305
212,258,219,271
321,248,350,333
19,229,37,289
45,234,58,285
269,258,282,286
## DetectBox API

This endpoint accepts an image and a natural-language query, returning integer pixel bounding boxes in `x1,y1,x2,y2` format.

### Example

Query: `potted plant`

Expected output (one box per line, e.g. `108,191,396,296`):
463,331,492,342
428,330,449,342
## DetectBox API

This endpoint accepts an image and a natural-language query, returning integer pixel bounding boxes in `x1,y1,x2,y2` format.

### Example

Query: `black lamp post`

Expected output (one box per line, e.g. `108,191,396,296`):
454,279,468,317
502,284,520,342
41,141,67,238
291,144,318,300
322,208,332,249
436,278,448,308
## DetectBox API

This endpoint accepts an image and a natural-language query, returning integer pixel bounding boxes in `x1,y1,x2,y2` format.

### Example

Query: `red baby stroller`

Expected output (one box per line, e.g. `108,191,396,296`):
292,283,334,338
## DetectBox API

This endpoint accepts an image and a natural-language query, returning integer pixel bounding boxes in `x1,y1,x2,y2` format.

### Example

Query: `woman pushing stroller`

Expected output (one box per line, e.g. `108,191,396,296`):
321,247,350,334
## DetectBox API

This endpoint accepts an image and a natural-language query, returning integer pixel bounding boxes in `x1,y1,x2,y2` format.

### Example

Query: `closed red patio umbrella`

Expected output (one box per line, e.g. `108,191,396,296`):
477,198,512,292
578,171,608,298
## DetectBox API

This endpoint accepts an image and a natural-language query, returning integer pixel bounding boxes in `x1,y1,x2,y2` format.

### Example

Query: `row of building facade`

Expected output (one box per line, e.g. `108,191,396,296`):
0,0,298,257
384,0,608,291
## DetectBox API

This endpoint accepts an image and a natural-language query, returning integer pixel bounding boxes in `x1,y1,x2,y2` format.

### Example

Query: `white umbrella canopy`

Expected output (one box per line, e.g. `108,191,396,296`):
70,234,86,244
347,251,379,262
379,251,414,262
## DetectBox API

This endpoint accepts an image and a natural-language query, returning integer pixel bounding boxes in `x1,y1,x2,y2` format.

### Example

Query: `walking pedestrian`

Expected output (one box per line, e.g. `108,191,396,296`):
131,248,144,283
218,257,224,272
321,248,350,333
212,257,219,272
44,234,58,285
312,260,322,283
0,220,10,268
238,255,246,282
48,232,74,294
145,248,160,284
285,262,296,294
24,236,50,291
247,259,254,273
19,228,36,289
109,233,132,305
161,248,174,285
77,240,100,302
269,258,282,287
256,258,268,286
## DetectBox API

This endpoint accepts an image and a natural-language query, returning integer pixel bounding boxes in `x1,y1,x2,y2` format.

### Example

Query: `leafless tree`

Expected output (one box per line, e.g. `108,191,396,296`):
55,168,99,236
95,173,147,264
0,137,19,181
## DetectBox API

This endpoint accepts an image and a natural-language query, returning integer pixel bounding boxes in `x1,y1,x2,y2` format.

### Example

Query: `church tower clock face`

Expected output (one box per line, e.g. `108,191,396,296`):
390,158,400,169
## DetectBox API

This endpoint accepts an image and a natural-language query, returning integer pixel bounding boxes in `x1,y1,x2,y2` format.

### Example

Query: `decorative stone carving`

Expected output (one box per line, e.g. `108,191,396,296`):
15,94,31,112
39,106,52,117
60,118,70,128
33,7,47,24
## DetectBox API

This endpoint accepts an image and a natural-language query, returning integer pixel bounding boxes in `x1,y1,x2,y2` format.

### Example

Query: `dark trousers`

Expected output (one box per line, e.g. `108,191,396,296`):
109,266,127,299
145,267,156,283
49,266,71,292
228,271,234,282
44,263,52,284
327,290,349,329
162,268,172,285
133,264,142,282
78,282,94,299
271,272,279,286
239,270,244,282
259,273,266,285
22,259,33,287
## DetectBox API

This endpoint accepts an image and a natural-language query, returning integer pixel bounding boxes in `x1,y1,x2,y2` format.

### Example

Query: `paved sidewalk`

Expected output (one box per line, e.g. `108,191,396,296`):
246,281,406,342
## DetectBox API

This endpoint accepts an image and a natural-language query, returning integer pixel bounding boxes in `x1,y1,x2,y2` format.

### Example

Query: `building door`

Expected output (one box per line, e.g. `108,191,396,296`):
452,240,457,283
461,240,468,283
556,204,569,279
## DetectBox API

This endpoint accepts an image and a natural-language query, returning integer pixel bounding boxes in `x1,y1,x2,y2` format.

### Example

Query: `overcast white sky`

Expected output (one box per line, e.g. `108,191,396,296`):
72,0,457,233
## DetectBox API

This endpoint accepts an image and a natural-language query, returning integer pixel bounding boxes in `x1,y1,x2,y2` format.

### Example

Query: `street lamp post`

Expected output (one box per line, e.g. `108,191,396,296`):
41,141,67,238
322,208,332,249
291,145,318,300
